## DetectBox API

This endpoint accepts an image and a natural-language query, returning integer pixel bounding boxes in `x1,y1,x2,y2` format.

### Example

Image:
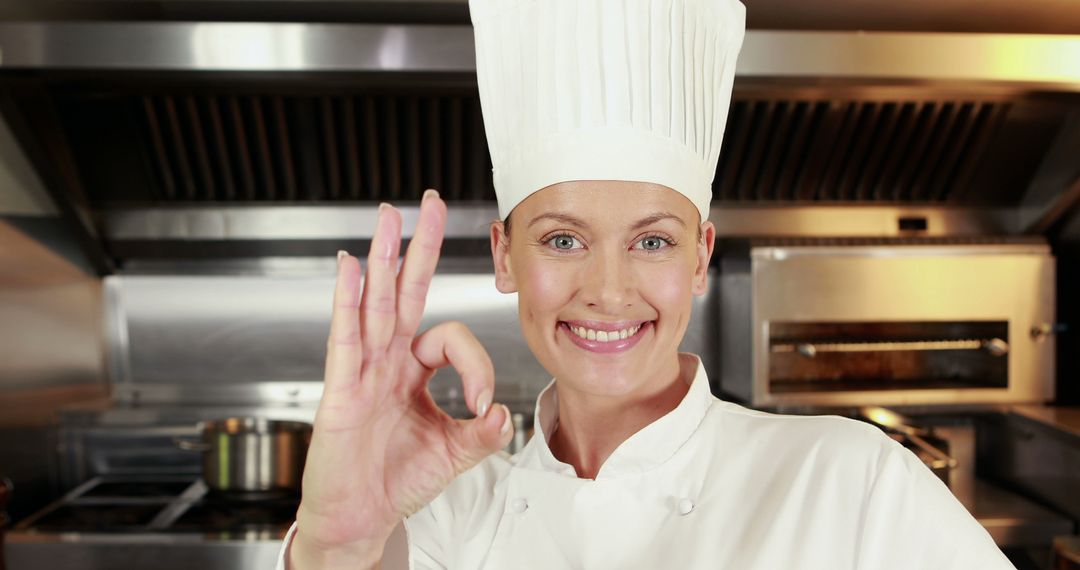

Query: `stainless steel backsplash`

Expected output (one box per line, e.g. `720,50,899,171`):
107,260,718,414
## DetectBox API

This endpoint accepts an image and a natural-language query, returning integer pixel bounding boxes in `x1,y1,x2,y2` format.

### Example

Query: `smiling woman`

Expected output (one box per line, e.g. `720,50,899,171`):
487,181,713,480
275,0,1015,568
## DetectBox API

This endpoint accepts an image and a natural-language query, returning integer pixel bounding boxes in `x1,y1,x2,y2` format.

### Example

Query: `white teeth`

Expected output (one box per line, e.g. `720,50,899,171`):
567,323,647,343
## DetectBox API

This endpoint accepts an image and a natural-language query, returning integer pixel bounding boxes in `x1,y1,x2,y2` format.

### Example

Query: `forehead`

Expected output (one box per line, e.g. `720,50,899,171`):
515,180,699,225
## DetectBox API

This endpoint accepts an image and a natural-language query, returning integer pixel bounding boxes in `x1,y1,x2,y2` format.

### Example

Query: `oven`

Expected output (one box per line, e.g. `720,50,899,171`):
718,240,1056,408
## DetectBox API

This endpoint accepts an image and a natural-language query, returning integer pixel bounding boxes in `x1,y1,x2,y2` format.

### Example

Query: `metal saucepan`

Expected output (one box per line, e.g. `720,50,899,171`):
176,417,311,493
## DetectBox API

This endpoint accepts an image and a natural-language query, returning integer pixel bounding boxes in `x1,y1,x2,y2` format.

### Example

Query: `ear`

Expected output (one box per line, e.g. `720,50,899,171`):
490,219,519,293
691,220,715,296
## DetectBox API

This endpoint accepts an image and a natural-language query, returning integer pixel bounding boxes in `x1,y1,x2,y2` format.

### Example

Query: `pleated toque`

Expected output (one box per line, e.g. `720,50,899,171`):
469,0,747,222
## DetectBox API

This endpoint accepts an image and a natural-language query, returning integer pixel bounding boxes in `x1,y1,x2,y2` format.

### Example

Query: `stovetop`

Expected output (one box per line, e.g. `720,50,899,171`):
15,475,299,536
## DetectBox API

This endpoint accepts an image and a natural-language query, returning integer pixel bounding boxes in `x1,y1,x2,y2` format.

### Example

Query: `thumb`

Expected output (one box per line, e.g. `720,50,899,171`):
450,403,513,472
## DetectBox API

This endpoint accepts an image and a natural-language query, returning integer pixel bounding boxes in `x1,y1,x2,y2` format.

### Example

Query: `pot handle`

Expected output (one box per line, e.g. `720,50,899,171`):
174,437,211,452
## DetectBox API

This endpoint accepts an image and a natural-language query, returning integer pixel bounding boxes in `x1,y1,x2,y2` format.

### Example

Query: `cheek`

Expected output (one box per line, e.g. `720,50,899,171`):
516,258,575,319
637,257,696,311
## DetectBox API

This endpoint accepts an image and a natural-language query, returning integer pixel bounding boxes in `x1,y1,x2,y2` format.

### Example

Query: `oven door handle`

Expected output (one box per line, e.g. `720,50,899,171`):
772,338,1009,358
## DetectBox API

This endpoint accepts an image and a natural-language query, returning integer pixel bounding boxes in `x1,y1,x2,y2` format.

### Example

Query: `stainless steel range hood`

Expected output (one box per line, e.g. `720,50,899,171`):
2,19,1080,272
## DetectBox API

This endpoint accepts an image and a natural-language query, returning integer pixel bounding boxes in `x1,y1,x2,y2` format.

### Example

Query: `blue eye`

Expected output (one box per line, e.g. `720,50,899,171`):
635,235,672,251
546,234,583,251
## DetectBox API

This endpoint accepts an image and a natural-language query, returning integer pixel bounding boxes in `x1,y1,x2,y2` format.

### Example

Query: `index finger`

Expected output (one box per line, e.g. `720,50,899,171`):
324,251,363,392
394,189,447,341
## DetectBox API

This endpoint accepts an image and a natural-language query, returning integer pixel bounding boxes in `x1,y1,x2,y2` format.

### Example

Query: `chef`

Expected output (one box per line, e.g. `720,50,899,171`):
277,0,1015,568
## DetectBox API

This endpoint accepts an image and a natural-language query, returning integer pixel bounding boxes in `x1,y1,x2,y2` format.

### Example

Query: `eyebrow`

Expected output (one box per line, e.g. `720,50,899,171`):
527,211,686,231
631,212,687,230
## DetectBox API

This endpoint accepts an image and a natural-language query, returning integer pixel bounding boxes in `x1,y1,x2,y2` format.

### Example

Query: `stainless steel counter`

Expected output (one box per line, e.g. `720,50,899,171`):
972,479,1073,546
6,535,285,570
1010,405,1080,441
5,476,295,570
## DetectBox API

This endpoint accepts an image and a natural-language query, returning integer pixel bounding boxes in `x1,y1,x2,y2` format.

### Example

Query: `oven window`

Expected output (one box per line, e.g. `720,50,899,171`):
768,321,1009,393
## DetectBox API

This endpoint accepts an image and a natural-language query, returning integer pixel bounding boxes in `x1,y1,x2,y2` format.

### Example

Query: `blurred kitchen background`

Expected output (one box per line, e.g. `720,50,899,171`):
2,0,1080,569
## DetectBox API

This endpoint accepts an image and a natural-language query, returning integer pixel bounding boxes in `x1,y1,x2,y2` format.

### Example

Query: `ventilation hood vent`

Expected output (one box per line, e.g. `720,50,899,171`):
1,22,1079,272
129,94,491,204
55,91,1044,208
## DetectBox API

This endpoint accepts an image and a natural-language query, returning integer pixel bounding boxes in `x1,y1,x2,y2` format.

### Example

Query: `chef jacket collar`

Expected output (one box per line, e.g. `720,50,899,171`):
515,352,712,479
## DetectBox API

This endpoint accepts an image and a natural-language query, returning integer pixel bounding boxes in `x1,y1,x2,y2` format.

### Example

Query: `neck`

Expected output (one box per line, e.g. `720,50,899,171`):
548,353,696,479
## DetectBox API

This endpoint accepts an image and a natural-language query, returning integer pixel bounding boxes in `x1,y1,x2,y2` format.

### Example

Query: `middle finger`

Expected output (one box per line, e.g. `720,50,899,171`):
360,203,403,355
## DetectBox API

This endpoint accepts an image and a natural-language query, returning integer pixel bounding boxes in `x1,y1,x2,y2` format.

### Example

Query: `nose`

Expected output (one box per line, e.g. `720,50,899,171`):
581,249,633,312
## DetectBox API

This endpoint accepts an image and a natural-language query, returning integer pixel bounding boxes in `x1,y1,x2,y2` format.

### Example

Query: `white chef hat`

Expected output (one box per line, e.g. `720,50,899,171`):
469,0,746,222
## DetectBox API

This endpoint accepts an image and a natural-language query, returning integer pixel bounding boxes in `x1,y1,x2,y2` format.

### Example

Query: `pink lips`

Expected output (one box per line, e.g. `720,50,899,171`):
559,320,653,354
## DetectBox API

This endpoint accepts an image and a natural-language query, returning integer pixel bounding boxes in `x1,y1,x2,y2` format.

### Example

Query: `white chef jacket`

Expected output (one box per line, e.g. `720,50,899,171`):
276,352,1014,569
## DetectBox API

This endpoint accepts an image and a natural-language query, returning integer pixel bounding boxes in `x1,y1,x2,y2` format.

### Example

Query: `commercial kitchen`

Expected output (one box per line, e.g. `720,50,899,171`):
2,1,1080,569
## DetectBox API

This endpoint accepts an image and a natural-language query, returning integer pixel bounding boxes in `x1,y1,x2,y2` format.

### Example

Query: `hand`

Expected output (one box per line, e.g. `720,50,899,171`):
290,190,513,569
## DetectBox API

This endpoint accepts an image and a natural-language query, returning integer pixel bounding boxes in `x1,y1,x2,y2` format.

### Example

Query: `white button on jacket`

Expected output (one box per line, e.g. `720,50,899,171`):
277,353,1014,569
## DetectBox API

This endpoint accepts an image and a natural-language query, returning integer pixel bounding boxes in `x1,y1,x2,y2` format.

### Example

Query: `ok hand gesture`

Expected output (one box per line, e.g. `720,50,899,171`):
290,189,513,569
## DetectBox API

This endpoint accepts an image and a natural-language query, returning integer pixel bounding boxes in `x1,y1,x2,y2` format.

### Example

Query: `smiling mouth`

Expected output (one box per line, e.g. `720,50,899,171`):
556,319,655,350
562,322,648,342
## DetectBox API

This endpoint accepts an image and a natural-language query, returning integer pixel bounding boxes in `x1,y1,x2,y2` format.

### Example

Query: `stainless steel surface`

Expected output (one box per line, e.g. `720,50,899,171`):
0,220,105,404
738,31,1080,87
102,204,1020,242
177,417,310,492
774,338,1010,357
104,266,717,407
880,411,1071,547
0,114,54,217
2,23,1080,88
708,205,1010,236
980,408,1080,521
56,405,316,489
105,204,502,241
0,22,477,72
8,0,1080,35
5,475,295,570
1010,405,1080,440
0,218,107,525
720,243,1056,407
860,407,957,469
5,534,285,570
104,270,543,406
1019,109,1080,234
931,422,977,509
970,479,1074,547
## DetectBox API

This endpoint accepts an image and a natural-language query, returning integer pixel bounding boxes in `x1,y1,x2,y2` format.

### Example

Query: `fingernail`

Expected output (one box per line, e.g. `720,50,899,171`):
499,405,512,435
476,389,492,417
337,249,348,267
423,189,439,202
379,202,390,213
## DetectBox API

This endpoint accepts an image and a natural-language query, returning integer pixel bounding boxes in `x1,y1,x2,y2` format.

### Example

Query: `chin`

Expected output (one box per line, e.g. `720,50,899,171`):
552,352,653,396
527,344,632,392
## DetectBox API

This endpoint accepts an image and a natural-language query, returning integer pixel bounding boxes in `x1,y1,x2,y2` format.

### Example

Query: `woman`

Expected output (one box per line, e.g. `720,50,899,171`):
278,0,1014,567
